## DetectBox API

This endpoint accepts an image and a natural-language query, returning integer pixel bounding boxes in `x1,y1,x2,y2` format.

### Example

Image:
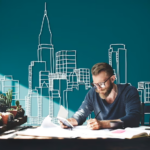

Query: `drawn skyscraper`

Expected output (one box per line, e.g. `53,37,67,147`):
138,81,150,125
25,3,91,125
108,44,127,84
38,3,54,73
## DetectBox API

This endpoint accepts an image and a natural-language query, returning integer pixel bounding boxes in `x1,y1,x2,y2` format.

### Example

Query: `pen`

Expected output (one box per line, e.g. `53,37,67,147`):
87,110,101,129
95,110,101,119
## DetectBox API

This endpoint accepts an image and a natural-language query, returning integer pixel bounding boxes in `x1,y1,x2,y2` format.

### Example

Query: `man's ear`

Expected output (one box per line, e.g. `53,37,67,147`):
111,75,116,83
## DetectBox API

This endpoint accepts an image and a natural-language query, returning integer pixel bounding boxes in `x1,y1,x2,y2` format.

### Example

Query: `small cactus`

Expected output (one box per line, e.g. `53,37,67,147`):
6,89,13,108
16,100,19,107
16,100,20,110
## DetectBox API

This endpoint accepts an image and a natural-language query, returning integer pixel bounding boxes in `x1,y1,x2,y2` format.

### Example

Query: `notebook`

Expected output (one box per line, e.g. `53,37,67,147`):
107,128,149,139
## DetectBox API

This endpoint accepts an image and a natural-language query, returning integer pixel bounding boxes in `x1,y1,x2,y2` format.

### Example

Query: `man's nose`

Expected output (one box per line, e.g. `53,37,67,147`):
97,85,102,90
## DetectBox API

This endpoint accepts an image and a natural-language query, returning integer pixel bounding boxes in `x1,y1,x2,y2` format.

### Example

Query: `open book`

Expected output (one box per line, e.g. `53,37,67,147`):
106,126,150,139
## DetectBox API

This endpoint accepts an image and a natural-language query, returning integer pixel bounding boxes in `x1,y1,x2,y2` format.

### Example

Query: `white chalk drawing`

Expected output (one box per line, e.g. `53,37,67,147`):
1,3,148,126
0,75,19,100
0,75,25,109
138,81,150,103
108,44,127,84
138,81,150,125
25,3,91,125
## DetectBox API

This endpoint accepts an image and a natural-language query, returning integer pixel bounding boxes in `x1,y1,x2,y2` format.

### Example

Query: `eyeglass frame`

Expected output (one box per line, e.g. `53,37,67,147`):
91,74,114,88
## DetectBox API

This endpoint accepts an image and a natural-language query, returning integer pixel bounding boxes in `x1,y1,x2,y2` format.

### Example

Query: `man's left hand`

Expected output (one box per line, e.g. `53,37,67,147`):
87,119,101,130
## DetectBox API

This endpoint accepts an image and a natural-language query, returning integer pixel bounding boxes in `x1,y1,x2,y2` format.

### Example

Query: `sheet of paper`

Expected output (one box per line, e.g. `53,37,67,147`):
40,115,59,128
72,126,111,138
17,124,112,138
17,127,78,138
57,105,68,119
125,126,150,136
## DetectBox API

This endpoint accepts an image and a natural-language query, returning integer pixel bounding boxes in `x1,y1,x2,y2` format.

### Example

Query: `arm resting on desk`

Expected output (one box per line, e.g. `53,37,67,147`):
87,119,122,130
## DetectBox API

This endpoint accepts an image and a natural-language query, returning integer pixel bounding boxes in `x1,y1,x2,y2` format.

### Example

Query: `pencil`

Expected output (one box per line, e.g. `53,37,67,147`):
95,110,101,119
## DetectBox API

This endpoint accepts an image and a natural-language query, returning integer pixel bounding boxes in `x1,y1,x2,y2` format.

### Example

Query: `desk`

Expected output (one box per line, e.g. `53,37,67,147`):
0,134,150,150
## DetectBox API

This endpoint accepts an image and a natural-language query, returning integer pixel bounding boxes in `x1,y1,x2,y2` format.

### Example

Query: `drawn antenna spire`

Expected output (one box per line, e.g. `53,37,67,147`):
44,2,47,15
38,2,52,44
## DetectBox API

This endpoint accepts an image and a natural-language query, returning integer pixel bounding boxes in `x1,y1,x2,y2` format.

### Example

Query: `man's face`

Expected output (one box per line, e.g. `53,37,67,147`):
92,71,114,99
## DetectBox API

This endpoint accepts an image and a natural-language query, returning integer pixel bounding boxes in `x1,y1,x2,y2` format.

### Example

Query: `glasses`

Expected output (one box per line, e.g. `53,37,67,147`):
91,75,113,89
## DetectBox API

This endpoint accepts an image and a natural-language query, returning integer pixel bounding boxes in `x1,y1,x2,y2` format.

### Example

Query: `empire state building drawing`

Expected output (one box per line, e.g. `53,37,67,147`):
25,3,91,125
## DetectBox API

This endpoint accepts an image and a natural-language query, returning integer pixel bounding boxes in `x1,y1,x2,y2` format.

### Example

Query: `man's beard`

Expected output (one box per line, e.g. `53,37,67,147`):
96,81,113,99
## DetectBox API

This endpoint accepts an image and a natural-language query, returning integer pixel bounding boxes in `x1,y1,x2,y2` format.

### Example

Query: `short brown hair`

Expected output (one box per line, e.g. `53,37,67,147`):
91,62,114,76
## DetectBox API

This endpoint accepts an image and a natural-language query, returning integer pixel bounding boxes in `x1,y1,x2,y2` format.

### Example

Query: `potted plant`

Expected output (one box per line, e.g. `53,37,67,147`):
6,89,13,108
6,107,17,117
0,94,8,112
5,89,18,117
1,112,14,125
11,100,21,109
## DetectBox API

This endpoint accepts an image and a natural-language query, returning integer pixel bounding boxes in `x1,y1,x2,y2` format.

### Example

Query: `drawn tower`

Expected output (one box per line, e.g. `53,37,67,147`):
108,44,127,84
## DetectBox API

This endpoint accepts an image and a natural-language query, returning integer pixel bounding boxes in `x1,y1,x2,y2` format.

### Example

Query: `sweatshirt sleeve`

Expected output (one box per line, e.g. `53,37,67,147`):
72,89,94,125
120,86,141,127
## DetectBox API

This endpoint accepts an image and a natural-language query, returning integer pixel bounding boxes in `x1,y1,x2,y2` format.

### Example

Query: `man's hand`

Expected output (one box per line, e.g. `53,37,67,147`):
87,119,101,130
87,119,122,129
58,118,78,129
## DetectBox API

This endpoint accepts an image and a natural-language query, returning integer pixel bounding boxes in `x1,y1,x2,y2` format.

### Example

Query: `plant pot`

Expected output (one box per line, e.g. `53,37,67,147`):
1,113,9,125
6,110,17,117
11,106,17,109
11,105,21,109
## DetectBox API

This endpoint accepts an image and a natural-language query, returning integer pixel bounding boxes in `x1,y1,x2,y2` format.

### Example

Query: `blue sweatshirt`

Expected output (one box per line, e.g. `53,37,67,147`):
72,84,141,127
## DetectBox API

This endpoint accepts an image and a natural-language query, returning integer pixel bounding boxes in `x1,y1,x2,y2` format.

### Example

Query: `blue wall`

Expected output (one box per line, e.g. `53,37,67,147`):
0,0,150,123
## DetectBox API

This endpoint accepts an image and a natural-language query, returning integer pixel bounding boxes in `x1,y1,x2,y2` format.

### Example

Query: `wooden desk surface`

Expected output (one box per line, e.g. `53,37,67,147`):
0,126,150,150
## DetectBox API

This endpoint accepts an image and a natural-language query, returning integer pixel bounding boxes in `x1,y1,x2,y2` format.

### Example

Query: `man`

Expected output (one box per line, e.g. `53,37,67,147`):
60,62,141,130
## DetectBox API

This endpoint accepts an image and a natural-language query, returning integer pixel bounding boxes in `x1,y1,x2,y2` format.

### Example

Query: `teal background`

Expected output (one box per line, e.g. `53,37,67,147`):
0,0,150,124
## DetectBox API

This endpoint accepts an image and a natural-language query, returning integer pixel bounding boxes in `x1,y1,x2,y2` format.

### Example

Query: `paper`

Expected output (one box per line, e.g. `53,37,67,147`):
40,115,59,128
17,125,111,138
57,116,73,128
107,129,148,139
125,126,150,136
17,115,77,138
73,126,111,138
57,105,68,119
17,115,149,139
17,127,78,138
16,117,111,138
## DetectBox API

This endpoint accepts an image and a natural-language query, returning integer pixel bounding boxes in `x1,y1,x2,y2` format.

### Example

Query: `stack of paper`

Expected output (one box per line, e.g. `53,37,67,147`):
16,106,150,139
17,116,111,138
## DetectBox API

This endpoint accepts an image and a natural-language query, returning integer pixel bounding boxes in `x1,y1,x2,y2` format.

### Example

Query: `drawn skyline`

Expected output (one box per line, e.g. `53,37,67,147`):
0,2,148,126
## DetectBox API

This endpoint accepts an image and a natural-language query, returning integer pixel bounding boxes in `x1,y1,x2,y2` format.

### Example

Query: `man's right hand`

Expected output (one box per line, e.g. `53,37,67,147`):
58,118,78,129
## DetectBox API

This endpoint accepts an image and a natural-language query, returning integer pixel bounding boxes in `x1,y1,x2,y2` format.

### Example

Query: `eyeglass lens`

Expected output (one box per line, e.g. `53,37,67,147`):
94,83,105,88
